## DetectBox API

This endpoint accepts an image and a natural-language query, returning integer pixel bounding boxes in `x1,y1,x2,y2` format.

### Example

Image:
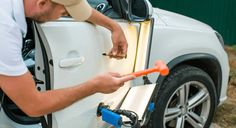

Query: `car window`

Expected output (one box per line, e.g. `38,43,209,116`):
87,0,109,9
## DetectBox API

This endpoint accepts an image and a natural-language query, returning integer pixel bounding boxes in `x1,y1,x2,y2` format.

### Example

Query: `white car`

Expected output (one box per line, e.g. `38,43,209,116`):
0,0,229,128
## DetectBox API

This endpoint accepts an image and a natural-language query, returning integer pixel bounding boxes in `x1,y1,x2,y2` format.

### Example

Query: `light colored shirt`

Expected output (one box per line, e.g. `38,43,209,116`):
0,0,28,76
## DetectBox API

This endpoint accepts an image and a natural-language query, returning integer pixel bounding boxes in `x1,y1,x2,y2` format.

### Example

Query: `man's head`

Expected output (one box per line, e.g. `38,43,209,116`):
24,0,67,23
24,0,92,23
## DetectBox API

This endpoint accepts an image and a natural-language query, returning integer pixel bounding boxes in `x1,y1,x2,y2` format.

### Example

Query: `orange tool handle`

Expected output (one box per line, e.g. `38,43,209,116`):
131,60,169,77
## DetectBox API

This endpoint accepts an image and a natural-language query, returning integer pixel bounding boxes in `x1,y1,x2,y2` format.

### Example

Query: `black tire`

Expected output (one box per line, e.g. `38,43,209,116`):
149,65,217,128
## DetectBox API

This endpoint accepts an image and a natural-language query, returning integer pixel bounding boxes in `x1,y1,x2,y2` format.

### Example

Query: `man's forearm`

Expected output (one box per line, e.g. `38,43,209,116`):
86,9,120,32
32,82,95,117
0,72,96,117
0,71,132,117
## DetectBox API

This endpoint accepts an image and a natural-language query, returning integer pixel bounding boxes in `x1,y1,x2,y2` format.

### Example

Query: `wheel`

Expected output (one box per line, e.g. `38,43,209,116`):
149,65,217,128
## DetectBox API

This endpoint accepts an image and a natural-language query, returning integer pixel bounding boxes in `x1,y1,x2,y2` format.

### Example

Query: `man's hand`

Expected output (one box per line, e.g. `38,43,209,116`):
109,25,128,59
87,72,134,94
86,9,129,59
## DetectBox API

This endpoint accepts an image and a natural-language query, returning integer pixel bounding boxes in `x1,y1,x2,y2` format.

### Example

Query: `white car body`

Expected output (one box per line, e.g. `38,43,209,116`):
0,2,229,128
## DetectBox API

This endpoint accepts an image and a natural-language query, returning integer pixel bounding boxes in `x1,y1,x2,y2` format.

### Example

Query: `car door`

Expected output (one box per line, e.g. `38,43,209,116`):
35,18,139,128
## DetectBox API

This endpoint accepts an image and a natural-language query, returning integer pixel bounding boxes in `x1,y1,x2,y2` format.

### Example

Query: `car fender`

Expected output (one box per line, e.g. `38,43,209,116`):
145,26,229,105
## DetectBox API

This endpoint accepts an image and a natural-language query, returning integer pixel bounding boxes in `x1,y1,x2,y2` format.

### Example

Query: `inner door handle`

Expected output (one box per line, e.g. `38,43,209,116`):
59,57,85,68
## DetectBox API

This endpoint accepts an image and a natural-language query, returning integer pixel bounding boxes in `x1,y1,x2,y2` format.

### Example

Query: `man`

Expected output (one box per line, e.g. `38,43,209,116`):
0,0,134,118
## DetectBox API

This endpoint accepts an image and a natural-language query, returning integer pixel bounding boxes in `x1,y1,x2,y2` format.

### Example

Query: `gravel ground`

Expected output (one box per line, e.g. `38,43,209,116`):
212,46,236,128
210,123,221,128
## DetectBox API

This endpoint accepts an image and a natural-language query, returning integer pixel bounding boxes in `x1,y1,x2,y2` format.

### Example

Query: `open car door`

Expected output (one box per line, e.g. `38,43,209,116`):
34,19,139,128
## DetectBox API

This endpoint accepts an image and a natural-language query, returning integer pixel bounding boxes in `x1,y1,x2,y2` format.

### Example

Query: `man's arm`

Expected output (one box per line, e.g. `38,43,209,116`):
0,72,134,117
86,9,128,59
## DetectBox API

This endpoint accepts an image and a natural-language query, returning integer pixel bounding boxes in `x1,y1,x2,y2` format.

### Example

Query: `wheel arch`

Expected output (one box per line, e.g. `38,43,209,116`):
156,53,222,104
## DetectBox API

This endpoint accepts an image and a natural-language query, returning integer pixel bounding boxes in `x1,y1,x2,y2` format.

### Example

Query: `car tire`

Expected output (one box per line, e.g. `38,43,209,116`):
149,65,217,128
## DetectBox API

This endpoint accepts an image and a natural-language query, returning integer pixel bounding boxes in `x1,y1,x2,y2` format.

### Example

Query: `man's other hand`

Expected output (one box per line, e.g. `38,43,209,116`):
87,72,134,94
109,25,128,59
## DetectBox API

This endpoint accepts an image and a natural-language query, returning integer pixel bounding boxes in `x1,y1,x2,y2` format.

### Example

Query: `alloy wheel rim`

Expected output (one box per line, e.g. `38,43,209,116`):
163,81,211,128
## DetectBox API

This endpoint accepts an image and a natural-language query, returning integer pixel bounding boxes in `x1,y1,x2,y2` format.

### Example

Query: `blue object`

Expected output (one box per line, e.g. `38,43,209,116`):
148,102,155,112
101,108,122,128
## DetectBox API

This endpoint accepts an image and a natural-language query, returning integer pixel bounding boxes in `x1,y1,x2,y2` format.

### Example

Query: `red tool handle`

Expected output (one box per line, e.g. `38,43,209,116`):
131,60,169,77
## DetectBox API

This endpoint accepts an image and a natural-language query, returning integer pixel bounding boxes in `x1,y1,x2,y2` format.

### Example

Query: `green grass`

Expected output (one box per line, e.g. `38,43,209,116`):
232,45,236,50
231,116,236,125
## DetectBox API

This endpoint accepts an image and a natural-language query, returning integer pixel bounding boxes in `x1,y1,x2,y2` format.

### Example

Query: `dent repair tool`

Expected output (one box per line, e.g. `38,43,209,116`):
102,53,127,58
97,103,140,128
130,60,169,77
97,61,169,128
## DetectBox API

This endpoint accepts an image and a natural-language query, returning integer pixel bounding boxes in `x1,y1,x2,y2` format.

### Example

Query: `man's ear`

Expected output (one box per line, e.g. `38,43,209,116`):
37,0,48,9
